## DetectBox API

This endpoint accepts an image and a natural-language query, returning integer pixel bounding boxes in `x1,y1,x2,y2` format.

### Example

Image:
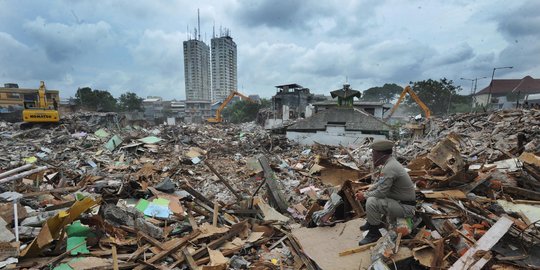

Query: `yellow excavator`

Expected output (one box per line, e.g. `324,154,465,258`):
207,91,255,123
22,81,60,123
385,85,431,136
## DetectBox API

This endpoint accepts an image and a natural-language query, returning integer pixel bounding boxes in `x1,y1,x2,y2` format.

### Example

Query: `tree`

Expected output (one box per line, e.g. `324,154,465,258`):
361,83,403,103
408,78,468,116
118,92,143,112
75,87,118,112
222,99,270,123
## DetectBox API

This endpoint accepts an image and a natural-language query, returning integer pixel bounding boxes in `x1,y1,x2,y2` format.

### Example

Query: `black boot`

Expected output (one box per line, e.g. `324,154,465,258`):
360,222,384,231
358,228,382,245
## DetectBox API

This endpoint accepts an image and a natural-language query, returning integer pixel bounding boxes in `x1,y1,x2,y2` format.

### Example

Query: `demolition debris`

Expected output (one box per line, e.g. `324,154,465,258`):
0,109,539,269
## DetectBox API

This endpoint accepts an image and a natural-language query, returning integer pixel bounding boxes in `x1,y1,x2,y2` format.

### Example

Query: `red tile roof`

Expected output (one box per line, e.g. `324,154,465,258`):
476,76,540,95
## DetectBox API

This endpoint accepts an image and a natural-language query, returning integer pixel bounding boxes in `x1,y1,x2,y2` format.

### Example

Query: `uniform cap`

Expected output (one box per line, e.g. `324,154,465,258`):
371,139,394,151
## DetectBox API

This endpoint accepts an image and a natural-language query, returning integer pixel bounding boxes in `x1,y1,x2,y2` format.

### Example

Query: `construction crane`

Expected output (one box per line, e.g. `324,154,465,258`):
385,86,431,120
207,91,255,123
22,81,60,124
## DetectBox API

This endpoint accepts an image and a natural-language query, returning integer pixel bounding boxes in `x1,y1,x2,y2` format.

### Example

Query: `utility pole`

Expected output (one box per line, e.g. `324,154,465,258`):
487,66,513,110
461,76,488,112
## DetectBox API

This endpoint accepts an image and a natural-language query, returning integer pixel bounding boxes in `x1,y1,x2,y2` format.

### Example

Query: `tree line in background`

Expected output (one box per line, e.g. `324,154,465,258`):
74,87,143,112
222,99,271,123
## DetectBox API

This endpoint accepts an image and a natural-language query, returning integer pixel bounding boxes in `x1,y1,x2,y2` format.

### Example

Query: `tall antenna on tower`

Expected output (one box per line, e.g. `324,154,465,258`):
213,20,215,38
197,8,201,40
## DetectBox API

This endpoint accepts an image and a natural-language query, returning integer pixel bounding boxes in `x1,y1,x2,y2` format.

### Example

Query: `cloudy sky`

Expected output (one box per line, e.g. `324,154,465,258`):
1,0,539,100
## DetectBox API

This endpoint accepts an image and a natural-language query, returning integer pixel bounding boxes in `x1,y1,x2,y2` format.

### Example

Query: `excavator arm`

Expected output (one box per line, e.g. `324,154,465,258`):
385,86,431,120
207,91,255,123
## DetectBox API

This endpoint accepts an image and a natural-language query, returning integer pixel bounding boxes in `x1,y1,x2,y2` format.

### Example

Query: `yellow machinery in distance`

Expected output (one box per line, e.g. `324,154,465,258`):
207,91,255,123
385,85,431,136
385,85,431,120
22,81,60,123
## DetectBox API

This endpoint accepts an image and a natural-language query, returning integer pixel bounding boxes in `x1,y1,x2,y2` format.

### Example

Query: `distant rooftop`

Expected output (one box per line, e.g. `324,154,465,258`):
476,76,540,95
287,107,391,132
275,83,303,89
143,98,161,102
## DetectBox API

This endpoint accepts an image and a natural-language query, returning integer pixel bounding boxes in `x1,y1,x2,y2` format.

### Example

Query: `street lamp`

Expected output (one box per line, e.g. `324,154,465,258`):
487,66,513,109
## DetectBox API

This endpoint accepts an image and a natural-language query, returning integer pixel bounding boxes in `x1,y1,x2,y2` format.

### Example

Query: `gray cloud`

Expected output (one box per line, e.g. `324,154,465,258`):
23,17,114,62
428,43,475,67
497,1,540,40
129,29,184,77
233,0,337,30
0,31,63,81
491,1,540,75
1,0,538,100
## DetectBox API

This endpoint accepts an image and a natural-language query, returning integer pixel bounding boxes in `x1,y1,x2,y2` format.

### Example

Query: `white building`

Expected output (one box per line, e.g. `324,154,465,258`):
183,39,211,101
473,75,540,108
143,96,164,120
211,32,237,103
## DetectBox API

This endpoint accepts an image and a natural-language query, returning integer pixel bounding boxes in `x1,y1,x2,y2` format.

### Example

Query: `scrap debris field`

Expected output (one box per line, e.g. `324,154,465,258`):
0,109,539,269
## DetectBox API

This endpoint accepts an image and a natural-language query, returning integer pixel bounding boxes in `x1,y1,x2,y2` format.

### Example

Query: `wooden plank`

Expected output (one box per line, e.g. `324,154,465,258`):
431,239,444,270
205,163,243,201
470,251,493,270
137,230,184,262
287,234,318,270
22,186,81,198
213,202,219,227
259,156,289,213
180,181,215,208
186,203,199,230
449,215,513,270
138,231,165,249
112,245,119,270
132,231,200,270
166,221,248,269
338,242,377,256
422,190,467,199
127,244,152,262
341,180,365,217
182,247,198,270
504,186,540,201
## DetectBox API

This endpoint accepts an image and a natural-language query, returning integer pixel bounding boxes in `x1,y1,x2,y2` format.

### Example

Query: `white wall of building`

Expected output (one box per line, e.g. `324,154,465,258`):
183,39,211,101
474,94,489,107
211,36,237,102
286,126,386,147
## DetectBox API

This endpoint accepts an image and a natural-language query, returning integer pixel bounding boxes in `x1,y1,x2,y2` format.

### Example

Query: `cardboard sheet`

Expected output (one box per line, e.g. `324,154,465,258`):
291,218,412,270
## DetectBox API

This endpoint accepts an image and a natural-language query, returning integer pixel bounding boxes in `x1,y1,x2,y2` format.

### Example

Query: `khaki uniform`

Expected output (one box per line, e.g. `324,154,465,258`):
364,156,415,225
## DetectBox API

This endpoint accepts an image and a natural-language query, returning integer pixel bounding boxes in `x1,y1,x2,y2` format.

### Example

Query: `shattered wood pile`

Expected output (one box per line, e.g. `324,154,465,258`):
0,112,367,269
397,109,540,269
0,109,539,269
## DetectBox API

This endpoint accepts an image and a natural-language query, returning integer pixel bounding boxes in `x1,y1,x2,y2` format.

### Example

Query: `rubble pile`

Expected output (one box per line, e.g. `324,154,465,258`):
0,113,368,269
399,109,540,162
0,109,538,269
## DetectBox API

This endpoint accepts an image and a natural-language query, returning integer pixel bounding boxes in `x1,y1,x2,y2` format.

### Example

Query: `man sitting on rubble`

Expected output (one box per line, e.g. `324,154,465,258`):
355,139,416,245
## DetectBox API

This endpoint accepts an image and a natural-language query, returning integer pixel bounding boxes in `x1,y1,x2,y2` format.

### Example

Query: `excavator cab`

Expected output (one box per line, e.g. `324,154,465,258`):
22,81,60,123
